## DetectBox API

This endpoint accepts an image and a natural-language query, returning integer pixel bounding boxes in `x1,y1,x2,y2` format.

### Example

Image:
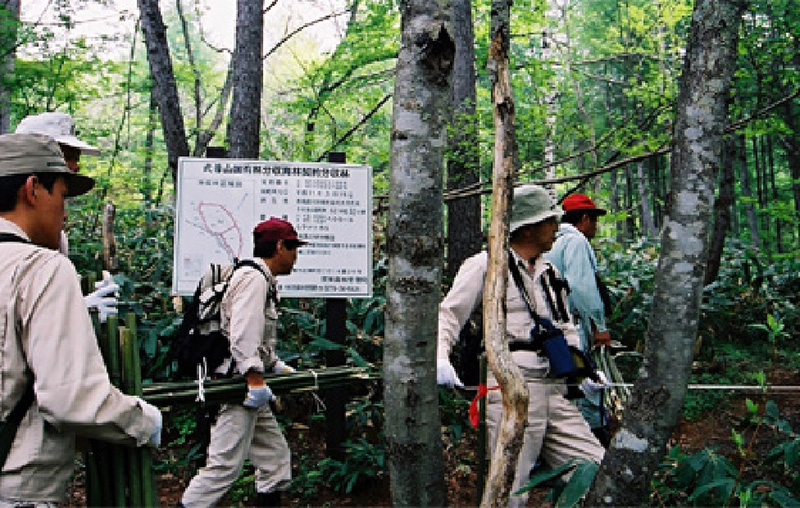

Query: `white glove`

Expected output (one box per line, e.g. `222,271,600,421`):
243,385,275,409
273,360,295,374
138,398,163,448
436,358,464,388
579,371,608,398
85,271,119,323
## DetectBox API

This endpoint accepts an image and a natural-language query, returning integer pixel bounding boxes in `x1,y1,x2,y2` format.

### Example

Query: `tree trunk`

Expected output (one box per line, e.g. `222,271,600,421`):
739,134,760,249
229,0,264,159
705,135,736,285
143,92,157,208
779,101,800,244
586,0,745,505
383,0,453,505
138,0,190,179
636,161,658,238
0,0,19,134
766,135,782,252
446,0,482,279
102,202,117,271
480,1,528,507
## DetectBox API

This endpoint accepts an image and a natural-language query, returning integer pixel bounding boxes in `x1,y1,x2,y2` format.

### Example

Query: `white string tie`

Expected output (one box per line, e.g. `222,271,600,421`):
309,370,326,412
195,358,207,402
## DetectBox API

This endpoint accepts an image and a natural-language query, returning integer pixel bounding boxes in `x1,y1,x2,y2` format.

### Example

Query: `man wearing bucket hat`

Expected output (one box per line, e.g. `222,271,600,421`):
437,184,604,507
15,111,118,322
0,133,162,505
182,217,306,508
547,193,613,445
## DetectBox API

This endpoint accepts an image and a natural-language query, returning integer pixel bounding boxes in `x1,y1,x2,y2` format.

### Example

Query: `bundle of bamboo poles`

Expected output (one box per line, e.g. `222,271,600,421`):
87,311,157,507
142,366,374,407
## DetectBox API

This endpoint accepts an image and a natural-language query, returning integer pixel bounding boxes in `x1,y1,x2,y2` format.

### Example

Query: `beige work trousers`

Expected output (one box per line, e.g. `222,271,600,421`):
182,403,291,508
486,376,605,508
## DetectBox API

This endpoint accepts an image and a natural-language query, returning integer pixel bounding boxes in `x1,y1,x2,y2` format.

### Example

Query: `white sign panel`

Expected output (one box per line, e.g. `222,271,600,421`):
173,157,373,298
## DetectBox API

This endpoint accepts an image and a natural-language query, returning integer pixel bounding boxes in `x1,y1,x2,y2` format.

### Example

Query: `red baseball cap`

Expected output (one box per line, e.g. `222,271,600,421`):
253,217,307,244
562,193,607,216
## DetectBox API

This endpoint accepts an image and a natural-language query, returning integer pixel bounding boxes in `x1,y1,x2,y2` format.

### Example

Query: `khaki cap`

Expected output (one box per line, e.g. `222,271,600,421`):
509,184,562,233
0,133,95,197
15,112,101,156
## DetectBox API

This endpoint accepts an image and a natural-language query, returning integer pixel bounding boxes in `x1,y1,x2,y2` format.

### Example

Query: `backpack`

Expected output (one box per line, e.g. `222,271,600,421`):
172,259,269,379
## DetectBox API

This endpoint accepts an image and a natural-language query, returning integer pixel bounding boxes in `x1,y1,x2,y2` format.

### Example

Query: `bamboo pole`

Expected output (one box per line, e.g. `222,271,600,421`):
124,313,158,508
142,367,374,406
120,326,140,506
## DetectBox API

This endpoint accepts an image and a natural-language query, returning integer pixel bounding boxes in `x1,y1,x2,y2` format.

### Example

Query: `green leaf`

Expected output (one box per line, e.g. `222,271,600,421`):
765,400,780,420
556,460,599,508
686,477,735,504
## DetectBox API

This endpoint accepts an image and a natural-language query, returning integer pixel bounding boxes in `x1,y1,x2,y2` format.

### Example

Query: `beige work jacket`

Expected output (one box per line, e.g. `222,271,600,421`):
217,258,279,376
437,250,581,375
0,218,157,501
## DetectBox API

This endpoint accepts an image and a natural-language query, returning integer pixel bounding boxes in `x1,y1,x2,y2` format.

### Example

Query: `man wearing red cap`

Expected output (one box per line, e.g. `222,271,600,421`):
182,217,306,508
546,193,612,445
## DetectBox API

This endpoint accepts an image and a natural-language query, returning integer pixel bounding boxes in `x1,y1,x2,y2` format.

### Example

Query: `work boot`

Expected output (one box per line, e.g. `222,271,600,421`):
256,491,281,507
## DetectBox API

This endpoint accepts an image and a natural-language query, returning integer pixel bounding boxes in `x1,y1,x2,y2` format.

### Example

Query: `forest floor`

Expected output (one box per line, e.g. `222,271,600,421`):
64,367,800,507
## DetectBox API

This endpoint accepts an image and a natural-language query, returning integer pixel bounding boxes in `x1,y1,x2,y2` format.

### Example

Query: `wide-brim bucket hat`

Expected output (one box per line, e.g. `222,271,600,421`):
509,184,562,234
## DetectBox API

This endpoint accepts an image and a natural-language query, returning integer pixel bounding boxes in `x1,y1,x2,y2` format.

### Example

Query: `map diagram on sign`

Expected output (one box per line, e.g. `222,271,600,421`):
175,177,257,285
188,201,244,260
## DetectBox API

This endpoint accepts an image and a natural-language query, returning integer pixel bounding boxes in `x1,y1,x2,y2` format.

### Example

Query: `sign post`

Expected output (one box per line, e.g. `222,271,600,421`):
324,151,348,460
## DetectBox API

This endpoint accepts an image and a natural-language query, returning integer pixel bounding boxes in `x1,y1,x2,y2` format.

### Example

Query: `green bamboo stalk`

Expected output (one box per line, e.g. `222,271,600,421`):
139,444,157,507
120,326,140,506
141,367,374,406
88,437,115,506
84,442,103,506
87,307,117,507
124,313,158,507
106,314,122,388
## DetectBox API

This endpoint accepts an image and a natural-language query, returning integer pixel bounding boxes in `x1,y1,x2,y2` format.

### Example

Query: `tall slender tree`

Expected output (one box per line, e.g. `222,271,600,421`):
586,0,747,504
0,0,19,133
446,0,482,279
383,0,454,505
229,0,264,159
138,0,190,179
480,0,527,506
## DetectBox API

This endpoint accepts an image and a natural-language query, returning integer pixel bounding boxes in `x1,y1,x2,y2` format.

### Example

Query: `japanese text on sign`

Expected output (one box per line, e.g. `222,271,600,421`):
173,158,373,298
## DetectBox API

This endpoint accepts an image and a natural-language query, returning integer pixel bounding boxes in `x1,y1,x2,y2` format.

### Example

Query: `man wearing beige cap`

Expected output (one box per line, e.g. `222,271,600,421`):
15,111,118,322
182,217,306,508
436,184,604,507
0,133,162,506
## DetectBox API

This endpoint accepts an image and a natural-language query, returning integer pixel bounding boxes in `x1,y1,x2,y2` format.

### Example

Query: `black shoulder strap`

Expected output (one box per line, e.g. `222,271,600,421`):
234,259,269,281
233,259,276,304
0,231,35,468
0,381,35,469
507,249,541,327
0,233,30,244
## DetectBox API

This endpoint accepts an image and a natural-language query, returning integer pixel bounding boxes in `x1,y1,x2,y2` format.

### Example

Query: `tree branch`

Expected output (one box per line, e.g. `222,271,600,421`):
315,93,392,161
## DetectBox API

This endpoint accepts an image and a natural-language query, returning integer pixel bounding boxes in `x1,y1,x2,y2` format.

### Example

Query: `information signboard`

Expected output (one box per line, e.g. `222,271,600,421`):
173,157,373,298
